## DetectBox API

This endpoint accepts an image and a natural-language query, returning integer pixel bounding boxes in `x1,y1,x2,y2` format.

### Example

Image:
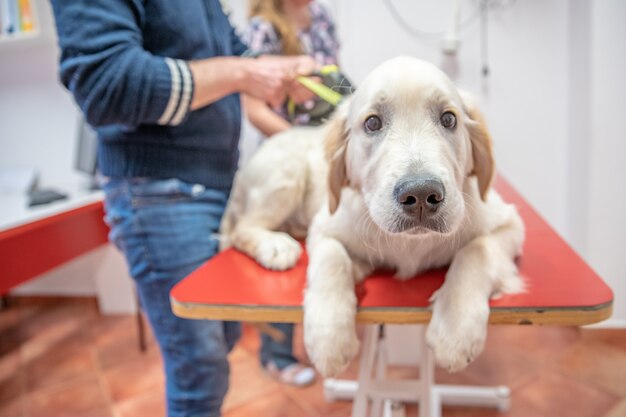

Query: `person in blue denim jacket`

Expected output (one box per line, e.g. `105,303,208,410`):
50,1,316,416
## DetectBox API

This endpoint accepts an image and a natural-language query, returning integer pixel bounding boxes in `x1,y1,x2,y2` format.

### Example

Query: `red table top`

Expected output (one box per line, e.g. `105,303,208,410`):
0,201,109,294
171,177,613,326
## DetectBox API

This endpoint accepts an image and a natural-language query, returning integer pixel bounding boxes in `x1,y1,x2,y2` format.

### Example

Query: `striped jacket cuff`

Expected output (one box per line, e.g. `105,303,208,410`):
157,58,194,126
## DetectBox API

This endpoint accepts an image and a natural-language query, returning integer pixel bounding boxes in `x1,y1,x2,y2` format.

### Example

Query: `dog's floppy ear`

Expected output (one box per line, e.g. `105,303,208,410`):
461,91,495,201
325,101,350,214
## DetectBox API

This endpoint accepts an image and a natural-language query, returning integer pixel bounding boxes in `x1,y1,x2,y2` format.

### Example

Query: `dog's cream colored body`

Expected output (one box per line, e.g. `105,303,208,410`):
222,57,525,377
221,126,329,270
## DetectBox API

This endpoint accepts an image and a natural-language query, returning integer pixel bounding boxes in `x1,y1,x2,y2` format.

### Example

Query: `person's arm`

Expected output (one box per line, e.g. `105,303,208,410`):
51,0,197,128
188,57,290,111
51,0,291,128
242,94,290,137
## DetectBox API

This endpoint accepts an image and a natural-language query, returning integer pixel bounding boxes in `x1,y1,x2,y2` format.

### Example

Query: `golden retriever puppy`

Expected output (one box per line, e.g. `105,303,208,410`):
221,56,525,376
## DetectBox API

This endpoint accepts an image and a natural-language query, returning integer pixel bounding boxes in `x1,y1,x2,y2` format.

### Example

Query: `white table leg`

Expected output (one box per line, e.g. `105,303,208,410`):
351,324,380,417
417,326,440,417
324,324,511,417
371,329,388,417
435,385,510,410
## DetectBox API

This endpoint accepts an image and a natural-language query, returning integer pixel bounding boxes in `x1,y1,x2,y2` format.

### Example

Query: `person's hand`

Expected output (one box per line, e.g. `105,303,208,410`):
238,58,290,109
257,54,318,77
239,55,320,108
280,55,320,104
287,75,321,104
188,56,311,111
288,55,318,78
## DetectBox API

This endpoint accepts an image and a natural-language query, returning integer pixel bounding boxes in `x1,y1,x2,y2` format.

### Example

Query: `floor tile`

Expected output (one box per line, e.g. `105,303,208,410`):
3,297,626,417
488,325,581,362
0,397,24,417
0,305,20,357
25,374,108,417
603,399,626,417
0,301,19,327
90,315,155,371
95,339,156,373
441,405,501,417
505,370,618,417
448,333,543,390
17,298,99,340
222,353,281,412
557,339,626,396
85,315,140,348
114,391,166,417
284,378,352,417
20,317,88,364
23,343,98,394
0,349,22,404
224,388,316,417
440,369,620,417
581,328,626,353
75,410,114,417
101,352,164,403
228,343,254,364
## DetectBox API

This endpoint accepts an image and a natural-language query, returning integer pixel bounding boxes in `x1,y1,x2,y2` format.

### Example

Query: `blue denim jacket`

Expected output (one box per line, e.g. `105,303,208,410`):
51,0,247,189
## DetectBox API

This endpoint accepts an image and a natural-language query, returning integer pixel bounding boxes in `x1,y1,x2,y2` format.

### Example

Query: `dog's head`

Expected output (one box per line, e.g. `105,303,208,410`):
326,56,494,235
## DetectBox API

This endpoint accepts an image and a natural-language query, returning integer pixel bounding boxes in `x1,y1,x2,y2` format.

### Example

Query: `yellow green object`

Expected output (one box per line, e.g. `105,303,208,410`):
287,65,352,124
295,75,343,106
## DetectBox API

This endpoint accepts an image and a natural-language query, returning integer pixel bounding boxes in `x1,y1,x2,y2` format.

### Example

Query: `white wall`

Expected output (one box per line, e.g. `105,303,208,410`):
332,0,571,235
586,0,626,326
0,0,83,188
1,0,623,324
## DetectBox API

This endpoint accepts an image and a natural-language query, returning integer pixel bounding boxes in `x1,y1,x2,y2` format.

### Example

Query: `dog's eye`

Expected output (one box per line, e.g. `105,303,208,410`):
440,111,456,129
364,115,383,132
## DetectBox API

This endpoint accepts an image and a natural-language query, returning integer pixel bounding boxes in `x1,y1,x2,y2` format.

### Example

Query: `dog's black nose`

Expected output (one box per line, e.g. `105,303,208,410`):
394,178,445,218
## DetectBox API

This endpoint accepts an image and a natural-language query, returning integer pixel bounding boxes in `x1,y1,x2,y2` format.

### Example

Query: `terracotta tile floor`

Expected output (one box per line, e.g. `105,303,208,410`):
1,296,625,417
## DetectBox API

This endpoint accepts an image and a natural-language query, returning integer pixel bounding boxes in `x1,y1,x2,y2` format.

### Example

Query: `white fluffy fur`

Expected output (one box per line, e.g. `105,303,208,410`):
221,57,525,377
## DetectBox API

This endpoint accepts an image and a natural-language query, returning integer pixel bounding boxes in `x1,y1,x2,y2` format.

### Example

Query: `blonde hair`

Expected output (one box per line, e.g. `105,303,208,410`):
248,0,302,56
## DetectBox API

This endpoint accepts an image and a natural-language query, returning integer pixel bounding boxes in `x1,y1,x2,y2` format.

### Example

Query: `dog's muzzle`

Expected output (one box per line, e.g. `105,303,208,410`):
393,176,445,223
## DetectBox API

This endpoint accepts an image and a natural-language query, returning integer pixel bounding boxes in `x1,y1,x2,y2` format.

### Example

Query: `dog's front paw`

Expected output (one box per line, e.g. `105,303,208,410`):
256,232,302,270
304,319,359,377
426,305,488,372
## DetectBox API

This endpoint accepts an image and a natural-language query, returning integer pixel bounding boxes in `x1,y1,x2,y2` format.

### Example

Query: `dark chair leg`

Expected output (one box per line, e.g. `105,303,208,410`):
136,291,147,353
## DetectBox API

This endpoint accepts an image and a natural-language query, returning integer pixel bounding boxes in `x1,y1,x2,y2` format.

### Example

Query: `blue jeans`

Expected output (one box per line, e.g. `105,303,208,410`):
260,323,297,369
103,178,297,417
103,178,236,417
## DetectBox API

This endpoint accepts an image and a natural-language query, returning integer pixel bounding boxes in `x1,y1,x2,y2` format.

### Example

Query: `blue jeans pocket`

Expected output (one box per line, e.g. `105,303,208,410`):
129,178,193,207
105,178,227,281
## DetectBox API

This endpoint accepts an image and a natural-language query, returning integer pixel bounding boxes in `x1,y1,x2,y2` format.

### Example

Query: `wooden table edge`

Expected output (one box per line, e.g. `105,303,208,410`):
171,298,613,326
